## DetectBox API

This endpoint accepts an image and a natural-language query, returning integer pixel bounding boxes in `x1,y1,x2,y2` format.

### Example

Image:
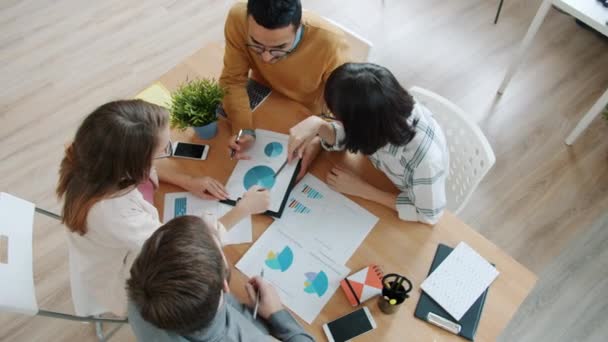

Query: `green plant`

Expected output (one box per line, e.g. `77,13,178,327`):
170,78,225,130
603,105,608,121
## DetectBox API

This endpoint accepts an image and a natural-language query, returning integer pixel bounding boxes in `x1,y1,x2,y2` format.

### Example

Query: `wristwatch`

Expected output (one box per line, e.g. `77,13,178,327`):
240,129,256,139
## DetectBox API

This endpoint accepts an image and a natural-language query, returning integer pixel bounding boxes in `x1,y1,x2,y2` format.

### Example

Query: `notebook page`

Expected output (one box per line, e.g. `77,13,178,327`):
420,242,499,320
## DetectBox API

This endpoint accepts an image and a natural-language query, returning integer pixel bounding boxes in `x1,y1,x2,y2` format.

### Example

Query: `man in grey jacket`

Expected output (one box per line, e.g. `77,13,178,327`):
126,215,315,342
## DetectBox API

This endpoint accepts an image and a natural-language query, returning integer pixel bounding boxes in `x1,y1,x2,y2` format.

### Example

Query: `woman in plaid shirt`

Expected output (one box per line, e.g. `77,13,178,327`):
288,63,449,224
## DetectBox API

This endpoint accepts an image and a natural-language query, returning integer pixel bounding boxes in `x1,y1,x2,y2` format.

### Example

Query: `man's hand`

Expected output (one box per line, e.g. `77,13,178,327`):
296,137,322,181
183,176,229,200
327,166,371,198
229,134,255,160
245,276,283,320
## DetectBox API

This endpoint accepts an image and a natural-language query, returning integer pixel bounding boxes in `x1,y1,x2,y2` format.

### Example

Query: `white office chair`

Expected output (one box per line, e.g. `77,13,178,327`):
408,87,496,214
321,16,373,62
0,192,127,341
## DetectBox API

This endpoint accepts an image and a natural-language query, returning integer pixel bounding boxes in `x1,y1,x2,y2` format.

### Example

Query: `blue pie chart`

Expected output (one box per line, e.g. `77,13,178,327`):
243,165,276,190
264,142,283,157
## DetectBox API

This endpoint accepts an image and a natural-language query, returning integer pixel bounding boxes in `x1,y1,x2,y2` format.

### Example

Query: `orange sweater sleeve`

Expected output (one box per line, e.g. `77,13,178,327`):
219,5,253,135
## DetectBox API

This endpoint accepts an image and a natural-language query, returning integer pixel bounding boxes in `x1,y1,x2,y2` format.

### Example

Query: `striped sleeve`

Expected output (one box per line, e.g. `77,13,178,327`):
396,159,447,225
320,121,346,151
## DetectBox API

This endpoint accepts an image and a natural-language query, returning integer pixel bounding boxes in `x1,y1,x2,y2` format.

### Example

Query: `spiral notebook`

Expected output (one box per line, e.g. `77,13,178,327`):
340,265,384,306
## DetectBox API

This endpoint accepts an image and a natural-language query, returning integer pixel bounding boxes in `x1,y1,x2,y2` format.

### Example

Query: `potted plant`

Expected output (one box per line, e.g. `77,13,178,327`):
170,78,225,139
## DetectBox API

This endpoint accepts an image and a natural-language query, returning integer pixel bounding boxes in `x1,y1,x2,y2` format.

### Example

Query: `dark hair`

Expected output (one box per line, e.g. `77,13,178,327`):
127,216,226,335
324,63,417,155
247,0,302,29
56,100,168,234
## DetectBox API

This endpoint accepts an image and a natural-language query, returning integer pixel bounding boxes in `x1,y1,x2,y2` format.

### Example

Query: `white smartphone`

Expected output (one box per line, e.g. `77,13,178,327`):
322,307,377,342
172,142,209,160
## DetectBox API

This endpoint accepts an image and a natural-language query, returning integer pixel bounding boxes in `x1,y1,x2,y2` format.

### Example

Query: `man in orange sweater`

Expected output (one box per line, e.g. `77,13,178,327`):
220,0,349,178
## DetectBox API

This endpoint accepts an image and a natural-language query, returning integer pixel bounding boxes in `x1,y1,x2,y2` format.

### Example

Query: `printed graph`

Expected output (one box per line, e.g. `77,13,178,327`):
264,142,283,158
243,165,276,190
288,198,311,214
265,246,294,272
174,197,187,217
301,184,324,199
304,271,329,297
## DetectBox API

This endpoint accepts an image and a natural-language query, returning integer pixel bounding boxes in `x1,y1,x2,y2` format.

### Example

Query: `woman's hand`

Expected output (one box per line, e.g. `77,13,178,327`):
184,176,229,200
288,116,326,163
327,166,371,198
237,185,271,215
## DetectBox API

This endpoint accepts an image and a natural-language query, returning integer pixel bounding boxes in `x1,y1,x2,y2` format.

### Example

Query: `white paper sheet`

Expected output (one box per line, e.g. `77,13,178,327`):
420,242,500,320
225,129,298,214
163,192,252,245
275,174,379,264
236,223,350,324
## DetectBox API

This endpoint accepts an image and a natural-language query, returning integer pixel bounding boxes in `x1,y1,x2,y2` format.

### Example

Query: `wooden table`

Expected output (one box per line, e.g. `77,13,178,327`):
151,43,537,341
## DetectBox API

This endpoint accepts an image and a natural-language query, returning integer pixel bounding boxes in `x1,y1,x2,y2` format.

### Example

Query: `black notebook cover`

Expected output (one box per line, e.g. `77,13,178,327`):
414,244,491,341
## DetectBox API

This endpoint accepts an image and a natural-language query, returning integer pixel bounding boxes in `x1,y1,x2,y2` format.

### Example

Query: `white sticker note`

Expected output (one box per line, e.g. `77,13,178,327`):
420,242,499,321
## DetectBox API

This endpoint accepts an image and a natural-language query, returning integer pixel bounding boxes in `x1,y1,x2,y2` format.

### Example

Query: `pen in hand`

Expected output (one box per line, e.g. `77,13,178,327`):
253,268,264,320
230,129,243,160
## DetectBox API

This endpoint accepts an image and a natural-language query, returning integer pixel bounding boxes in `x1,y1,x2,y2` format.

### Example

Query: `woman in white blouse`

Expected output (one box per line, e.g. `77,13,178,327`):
288,63,449,224
56,100,269,317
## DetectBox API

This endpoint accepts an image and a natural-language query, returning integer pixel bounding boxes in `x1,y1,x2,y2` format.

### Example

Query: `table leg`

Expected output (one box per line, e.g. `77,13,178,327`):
497,0,553,95
565,88,608,145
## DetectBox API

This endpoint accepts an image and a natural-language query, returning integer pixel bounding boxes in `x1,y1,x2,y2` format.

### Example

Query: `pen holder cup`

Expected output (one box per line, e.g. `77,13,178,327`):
378,276,412,315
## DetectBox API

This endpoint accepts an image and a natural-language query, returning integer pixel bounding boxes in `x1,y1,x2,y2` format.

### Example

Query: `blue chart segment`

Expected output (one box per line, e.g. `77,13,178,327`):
174,197,187,217
304,271,329,297
301,184,324,199
243,165,276,190
265,246,294,272
288,198,311,214
264,142,283,157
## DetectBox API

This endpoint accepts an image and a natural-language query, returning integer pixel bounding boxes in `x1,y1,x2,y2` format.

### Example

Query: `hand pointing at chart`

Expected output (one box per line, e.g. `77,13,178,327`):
287,116,326,163
288,116,337,181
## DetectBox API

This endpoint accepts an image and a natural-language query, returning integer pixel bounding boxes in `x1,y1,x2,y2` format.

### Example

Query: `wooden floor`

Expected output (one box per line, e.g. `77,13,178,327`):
1,0,607,340
499,213,608,342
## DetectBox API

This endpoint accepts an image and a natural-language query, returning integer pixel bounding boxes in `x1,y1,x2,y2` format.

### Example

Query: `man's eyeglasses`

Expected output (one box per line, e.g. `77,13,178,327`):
246,44,294,58
154,140,173,159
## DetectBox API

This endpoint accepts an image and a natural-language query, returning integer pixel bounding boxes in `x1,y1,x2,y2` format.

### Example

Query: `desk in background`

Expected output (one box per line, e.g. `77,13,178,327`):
498,0,608,145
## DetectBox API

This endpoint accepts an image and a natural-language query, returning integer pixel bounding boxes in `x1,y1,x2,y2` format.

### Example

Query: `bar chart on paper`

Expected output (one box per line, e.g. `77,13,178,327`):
174,197,187,217
288,198,311,214
301,184,324,199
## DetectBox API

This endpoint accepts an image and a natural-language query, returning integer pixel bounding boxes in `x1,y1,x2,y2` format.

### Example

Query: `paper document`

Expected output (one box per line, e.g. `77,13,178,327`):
236,223,350,324
163,192,252,245
420,242,499,320
225,129,298,214
276,174,379,264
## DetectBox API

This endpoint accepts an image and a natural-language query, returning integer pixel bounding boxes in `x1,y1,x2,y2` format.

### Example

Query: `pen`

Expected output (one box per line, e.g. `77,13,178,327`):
253,268,264,319
230,129,243,160
273,158,288,178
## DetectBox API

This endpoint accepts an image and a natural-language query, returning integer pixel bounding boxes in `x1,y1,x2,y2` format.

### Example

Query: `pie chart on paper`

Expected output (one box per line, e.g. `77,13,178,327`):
304,271,329,297
264,142,283,158
265,246,294,272
243,165,276,190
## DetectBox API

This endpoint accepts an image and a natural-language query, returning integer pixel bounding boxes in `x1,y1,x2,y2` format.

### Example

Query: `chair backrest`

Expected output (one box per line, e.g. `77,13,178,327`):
408,87,496,214
0,192,39,316
321,16,372,62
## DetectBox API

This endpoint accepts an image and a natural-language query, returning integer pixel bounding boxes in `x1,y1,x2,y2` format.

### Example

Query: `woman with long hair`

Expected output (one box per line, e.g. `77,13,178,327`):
57,99,269,316
288,63,449,224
